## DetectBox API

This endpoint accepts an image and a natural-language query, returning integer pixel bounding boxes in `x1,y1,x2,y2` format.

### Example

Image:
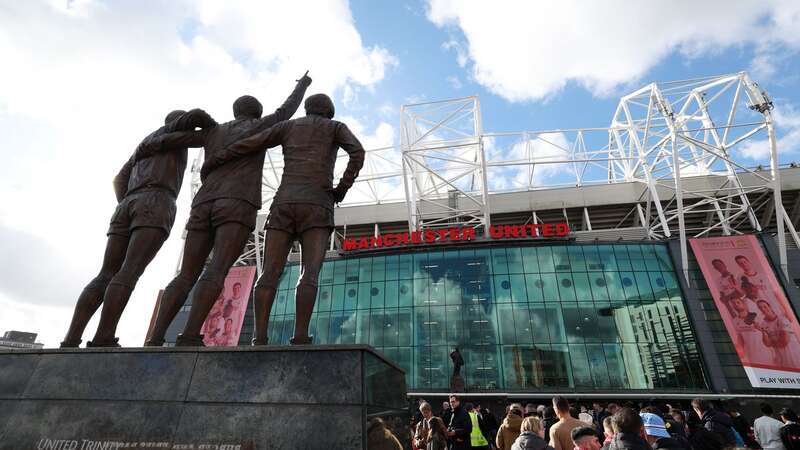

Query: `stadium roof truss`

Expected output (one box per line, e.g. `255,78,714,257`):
188,72,795,279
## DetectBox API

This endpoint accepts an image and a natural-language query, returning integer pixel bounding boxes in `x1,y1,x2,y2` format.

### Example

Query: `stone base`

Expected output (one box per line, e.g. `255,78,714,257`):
0,345,408,450
450,374,465,392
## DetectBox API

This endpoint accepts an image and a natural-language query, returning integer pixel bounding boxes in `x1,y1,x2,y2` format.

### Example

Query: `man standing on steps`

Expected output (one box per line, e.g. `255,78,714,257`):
61,108,217,348
144,72,312,347
201,92,364,345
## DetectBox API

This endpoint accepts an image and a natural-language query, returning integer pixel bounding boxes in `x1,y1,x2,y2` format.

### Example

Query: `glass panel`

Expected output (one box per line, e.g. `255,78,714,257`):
521,247,540,272
491,248,509,274
369,282,388,308
494,275,512,303
537,247,555,272
267,243,707,393
572,272,592,302
507,247,524,274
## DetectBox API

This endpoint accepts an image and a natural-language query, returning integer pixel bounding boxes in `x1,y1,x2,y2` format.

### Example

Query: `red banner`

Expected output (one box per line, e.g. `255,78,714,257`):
201,266,256,347
690,235,800,388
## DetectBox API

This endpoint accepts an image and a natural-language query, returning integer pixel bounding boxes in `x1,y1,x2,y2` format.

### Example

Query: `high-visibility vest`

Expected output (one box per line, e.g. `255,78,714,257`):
469,411,488,447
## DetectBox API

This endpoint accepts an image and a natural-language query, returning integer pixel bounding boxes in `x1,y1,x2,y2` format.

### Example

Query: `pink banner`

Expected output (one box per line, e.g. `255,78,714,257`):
201,266,256,347
690,235,800,388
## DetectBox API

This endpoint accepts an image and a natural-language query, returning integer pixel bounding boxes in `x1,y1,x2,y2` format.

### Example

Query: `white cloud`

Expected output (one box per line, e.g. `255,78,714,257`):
738,104,800,160
427,0,800,102
446,75,463,90
0,0,396,346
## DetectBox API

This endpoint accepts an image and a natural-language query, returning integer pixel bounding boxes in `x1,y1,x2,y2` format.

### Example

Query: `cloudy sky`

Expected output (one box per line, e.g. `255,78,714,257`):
1,0,800,347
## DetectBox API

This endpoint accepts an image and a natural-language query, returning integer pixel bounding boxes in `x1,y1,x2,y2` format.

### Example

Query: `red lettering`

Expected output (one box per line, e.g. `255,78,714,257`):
343,239,359,251
503,225,521,238
489,225,504,239
369,236,383,248
542,224,554,237
411,231,422,244
397,232,410,244
383,234,395,247
556,223,571,236
462,227,476,241
437,229,449,242
357,238,369,249
424,230,437,243
449,228,461,241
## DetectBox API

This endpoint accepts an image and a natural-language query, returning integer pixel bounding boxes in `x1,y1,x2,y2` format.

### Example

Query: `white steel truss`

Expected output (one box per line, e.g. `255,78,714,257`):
187,72,793,278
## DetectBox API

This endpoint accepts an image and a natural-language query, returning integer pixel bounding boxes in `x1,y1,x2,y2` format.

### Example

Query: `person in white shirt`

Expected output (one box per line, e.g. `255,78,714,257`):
755,403,787,450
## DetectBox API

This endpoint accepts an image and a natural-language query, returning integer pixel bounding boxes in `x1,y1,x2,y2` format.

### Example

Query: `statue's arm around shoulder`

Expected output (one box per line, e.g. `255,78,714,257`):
200,121,289,180
134,108,216,161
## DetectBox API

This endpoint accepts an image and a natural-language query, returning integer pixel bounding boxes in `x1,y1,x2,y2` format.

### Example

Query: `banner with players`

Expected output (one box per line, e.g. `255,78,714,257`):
691,235,800,388
201,266,256,347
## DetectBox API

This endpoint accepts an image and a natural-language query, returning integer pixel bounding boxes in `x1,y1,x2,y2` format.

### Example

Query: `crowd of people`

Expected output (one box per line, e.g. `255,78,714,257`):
409,396,800,450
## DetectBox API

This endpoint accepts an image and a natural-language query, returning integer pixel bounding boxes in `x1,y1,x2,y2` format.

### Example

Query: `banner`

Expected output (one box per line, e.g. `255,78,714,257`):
690,235,800,388
201,266,256,347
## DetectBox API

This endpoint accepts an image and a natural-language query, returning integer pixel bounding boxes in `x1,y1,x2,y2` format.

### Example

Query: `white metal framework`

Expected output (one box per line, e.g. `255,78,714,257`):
188,72,794,278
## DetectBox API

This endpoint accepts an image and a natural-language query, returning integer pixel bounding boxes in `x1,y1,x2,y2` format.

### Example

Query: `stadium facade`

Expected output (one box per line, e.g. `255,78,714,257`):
165,73,800,402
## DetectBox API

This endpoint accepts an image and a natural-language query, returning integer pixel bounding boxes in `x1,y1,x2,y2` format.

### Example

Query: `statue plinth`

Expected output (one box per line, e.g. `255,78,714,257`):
450,374,465,392
0,345,407,449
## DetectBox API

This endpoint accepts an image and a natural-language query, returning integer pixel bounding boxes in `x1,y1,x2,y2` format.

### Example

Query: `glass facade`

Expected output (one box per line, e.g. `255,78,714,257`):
267,243,708,392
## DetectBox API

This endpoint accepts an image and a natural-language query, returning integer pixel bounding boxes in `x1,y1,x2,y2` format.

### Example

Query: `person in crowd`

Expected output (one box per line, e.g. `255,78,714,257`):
601,417,615,450
692,399,736,448
538,405,547,417
367,417,403,450
607,408,649,450
668,409,688,439
414,398,427,424
526,404,539,418
686,410,726,450
573,426,603,450
579,407,595,426
594,404,610,435
550,397,586,450
780,408,800,450
442,401,453,430
512,416,555,450
415,401,435,450
448,395,473,450
479,404,500,445
608,404,621,417
498,404,525,450
641,412,689,450
755,403,787,450
728,407,756,448
544,407,559,446
428,416,449,450
466,402,492,450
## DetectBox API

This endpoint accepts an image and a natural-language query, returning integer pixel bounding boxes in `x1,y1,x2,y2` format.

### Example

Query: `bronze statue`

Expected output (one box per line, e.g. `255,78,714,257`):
450,347,464,376
201,93,365,345
144,73,312,347
61,109,217,348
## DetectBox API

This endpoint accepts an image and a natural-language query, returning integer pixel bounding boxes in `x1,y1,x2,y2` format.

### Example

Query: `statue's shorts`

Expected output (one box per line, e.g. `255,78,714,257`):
107,189,176,237
186,198,257,232
265,203,334,238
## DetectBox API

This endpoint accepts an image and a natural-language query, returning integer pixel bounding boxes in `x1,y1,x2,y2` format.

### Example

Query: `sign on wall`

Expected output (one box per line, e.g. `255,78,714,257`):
342,222,571,251
690,235,800,389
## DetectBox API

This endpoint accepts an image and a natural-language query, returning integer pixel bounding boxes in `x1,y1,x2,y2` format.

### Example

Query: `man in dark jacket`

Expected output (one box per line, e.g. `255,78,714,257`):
448,394,472,450
780,408,800,450
201,92,364,345
687,411,726,450
641,413,689,450
143,73,312,346
608,408,650,450
62,108,216,347
692,399,736,448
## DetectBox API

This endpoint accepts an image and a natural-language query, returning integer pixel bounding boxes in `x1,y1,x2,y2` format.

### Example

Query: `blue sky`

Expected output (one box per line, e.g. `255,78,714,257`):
1,0,799,346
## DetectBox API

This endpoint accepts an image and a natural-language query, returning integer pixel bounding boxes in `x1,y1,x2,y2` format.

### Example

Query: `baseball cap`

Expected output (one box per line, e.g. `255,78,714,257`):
640,413,670,438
